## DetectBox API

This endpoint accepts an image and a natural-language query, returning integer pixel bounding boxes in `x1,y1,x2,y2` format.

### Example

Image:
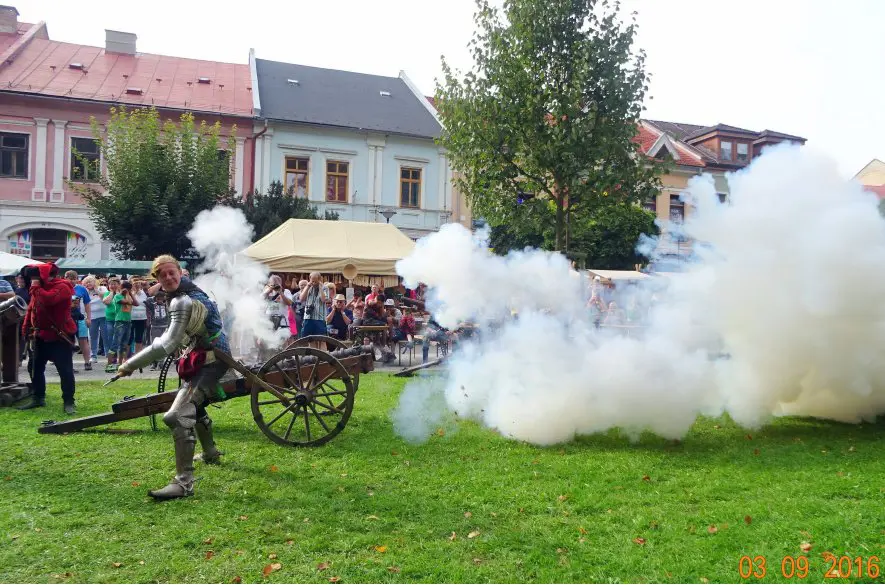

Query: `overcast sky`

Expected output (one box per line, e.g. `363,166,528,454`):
14,0,883,178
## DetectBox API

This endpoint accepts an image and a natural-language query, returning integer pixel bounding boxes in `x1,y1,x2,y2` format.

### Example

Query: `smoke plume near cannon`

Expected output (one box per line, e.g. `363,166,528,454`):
393,145,885,445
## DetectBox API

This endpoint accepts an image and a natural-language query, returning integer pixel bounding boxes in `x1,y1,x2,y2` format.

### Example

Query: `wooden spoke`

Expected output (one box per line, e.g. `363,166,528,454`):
251,346,355,447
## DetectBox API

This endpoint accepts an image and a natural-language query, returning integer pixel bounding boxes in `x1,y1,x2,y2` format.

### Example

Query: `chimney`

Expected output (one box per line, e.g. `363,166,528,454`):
105,29,136,55
0,5,19,34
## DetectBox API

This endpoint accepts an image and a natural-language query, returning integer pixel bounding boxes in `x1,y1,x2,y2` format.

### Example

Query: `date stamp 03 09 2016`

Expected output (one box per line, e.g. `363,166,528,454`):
738,554,880,580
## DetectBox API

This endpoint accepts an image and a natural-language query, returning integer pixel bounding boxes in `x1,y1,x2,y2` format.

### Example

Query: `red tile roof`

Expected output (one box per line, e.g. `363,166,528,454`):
863,185,885,200
634,122,705,168
0,20,36,53
0,25,253,117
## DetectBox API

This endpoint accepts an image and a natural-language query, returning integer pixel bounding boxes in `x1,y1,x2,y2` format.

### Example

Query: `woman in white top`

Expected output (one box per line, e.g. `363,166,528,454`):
129,279,150,358
83,276,106,362
263,274,294,330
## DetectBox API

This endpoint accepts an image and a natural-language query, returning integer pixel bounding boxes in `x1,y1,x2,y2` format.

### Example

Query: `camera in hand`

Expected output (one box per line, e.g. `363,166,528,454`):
20,265,41,281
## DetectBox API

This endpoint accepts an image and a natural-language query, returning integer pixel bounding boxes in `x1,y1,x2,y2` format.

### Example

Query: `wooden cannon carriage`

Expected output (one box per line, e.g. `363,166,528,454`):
39,336,374,447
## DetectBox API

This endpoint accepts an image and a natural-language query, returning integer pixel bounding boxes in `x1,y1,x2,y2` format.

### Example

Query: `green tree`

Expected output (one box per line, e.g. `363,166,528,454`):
569,202,658,269
72,107,234,259
223,181,339,240
436,0,662,253
487,202,658,269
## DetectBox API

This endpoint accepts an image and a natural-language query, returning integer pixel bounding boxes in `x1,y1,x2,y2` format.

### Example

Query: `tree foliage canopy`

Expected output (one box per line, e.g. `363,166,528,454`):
436,0,662,252
221,181,339,241
73,107,234,260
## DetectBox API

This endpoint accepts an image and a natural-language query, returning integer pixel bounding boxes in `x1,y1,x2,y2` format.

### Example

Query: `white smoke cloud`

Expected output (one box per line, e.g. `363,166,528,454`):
187,206,287,356
395,145,885,445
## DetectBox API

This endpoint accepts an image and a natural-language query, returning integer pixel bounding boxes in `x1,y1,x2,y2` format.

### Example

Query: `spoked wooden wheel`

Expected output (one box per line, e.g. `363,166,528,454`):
250,347,355,447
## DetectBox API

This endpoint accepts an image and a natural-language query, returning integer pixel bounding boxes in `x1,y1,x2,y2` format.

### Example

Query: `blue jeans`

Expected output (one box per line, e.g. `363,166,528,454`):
89,317,105,357
104,320,116,356
114,320,131,358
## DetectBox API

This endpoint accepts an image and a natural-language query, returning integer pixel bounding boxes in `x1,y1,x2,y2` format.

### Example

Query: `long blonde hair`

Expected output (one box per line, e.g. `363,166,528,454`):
150,254,181,278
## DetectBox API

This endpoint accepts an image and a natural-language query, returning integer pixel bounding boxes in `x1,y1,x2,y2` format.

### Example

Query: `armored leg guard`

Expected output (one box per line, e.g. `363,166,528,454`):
193,415,224,465
148,426,196,500
149,386,200,500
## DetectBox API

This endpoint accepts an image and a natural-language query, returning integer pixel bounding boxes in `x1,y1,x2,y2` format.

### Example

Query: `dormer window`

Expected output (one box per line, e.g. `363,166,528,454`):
736,142,749,162
720,141,733,161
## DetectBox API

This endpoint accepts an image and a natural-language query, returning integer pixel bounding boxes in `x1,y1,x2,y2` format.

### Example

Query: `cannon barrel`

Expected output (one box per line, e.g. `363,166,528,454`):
0,295,26,326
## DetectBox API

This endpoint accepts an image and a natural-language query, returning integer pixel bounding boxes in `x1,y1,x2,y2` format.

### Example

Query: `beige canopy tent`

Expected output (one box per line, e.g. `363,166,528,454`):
586,269,650,283
243,219,416,280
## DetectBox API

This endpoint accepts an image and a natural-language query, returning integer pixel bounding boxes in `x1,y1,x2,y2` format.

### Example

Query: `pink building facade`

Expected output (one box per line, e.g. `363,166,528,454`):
0,8,255,261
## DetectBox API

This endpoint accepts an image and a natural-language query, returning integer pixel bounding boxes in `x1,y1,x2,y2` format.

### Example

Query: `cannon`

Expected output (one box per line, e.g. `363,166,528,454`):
0,295,30,407
39,336,375,447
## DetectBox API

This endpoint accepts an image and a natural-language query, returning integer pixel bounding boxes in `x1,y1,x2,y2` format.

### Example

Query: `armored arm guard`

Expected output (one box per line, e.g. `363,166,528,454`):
119,295,194,373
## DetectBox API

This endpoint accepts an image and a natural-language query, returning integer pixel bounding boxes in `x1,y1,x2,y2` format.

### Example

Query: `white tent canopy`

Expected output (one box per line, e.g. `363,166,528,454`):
243,219,416,276
586,269,649,282
0,251,41,276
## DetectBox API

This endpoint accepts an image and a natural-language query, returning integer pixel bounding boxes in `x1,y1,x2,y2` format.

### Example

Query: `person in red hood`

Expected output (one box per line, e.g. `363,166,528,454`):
17,262,78,414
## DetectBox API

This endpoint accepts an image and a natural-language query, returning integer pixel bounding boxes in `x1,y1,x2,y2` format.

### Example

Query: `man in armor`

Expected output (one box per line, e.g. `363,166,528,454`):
116,255,229,500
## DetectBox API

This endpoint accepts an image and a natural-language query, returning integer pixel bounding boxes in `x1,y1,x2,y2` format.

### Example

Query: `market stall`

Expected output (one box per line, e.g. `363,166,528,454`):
242,219,416,288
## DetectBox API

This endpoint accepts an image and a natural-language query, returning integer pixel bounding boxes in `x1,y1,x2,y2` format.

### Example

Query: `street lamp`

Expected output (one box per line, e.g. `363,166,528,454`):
379,209,397,223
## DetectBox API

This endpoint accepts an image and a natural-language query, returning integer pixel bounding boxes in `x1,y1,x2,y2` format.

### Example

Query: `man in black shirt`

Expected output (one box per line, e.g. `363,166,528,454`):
325,294,352,341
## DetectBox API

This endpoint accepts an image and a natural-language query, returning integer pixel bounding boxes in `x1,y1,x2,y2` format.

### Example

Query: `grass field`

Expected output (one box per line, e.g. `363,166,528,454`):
0,373,882,583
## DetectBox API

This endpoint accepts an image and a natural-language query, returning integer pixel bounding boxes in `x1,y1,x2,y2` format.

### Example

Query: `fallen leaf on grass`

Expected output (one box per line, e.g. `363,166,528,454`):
387,566,401,573
746,434,752,440
238,515,248,521
112,562,123,568
317,562,331,571
633,538,646,545
649,521,659,530
642,475,651,481
744,516,752,525
800,541,812,553
138,561,144,565
848,446,856,452
10,535,18,540
203,537,213,545
340,473,348,477
700,577,710,583
205,551,215,560
286,539,294,545
578,537,586,544
374,545,387,553
303,518,310,523
557,494,568,502
268,553,277,559
34,528,42,532
707,525,718,534
436,428,445,436
464,511,472,518
3,476,11,481
262,562,282,577
467,530,480,539
713,425,721,429
448,532,457,541
391,450,399,456
328,577,341,583
231,577,242,584
366,515,379,521
473,558,483,565
131,481,140,487
235,550,245,556
578,526,587,535
556,548,567,554
269,465,279,473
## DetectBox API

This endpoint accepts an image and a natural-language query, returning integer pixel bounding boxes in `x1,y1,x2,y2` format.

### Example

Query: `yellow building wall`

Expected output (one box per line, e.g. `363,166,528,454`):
855,159,885,186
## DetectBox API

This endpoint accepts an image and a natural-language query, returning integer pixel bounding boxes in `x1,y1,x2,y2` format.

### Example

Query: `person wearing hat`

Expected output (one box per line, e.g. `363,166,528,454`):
325,293,352,341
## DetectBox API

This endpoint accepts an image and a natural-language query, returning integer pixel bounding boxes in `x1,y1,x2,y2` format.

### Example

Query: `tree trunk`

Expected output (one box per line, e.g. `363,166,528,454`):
554,197,565,251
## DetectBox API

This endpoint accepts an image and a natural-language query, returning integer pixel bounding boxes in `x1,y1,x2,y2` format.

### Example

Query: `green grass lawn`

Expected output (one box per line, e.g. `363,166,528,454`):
0,373,883,583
